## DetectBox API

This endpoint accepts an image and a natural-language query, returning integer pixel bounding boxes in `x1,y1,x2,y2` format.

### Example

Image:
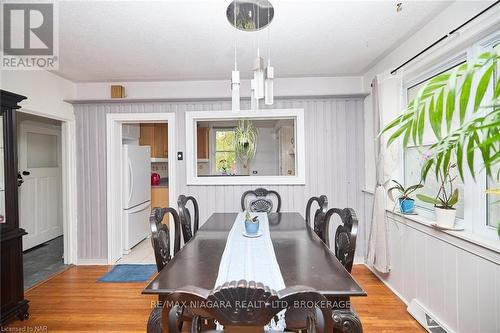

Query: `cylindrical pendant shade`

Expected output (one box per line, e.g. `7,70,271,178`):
250,79,258,110
254,71,265,100
231,70,240,111
265,79,273,105
254,56,265,99
265,66,274,105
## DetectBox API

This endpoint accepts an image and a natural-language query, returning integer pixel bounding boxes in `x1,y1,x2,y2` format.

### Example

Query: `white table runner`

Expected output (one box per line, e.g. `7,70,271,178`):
214,212,286,330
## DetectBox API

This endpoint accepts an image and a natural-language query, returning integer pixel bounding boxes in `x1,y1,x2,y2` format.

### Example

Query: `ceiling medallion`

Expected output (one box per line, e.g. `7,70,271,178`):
226,0,274,32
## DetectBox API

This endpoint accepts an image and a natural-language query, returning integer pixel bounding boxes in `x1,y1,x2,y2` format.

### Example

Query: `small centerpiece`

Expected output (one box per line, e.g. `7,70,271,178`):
244,211,259,235
387,180,423,214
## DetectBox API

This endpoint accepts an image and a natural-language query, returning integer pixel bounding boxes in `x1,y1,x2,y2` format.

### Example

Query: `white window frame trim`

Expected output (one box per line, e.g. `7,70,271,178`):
185,109,306,185
399,32,500,241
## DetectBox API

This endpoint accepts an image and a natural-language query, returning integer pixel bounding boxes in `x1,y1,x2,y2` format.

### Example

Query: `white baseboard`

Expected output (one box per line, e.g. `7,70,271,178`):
407,299,453,333
363,263,409,306
77,258,109,265
353,255,365,264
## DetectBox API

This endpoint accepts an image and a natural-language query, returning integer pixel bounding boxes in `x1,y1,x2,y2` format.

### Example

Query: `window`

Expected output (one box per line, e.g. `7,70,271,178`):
487,166,500,229
401,33,500,240
404,63,465,220
486,42,500,230
214,128,237,174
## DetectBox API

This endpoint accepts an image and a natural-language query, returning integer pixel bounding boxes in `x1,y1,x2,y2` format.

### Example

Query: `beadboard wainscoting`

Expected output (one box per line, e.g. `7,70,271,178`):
362,192,500,333
73,98,366,261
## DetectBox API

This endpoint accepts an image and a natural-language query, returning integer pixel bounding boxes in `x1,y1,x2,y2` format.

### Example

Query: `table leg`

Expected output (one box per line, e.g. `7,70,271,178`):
331,308,363,333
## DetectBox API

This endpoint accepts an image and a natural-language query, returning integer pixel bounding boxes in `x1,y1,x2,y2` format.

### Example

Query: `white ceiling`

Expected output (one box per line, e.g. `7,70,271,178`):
57,0,454,82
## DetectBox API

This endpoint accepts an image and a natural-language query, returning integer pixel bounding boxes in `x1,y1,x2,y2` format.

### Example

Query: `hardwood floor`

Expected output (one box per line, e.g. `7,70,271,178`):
350,266,424,332
4,265,424,332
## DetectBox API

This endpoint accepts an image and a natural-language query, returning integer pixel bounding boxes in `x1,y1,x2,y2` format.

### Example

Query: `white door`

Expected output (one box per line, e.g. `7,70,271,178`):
18,121,62,251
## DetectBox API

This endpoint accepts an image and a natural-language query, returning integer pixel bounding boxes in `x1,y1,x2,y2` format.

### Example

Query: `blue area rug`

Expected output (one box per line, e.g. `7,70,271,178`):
98,264,157,282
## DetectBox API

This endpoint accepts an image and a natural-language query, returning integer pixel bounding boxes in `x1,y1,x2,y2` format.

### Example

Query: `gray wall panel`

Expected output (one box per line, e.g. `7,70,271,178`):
74,98,365,261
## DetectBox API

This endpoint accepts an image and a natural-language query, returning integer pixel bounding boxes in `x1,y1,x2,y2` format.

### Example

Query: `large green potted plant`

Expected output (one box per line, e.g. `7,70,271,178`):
381,46,499,235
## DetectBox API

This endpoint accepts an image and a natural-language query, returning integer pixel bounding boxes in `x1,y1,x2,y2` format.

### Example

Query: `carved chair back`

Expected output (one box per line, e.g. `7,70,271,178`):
166,281,332,333
241,188,282,213
324,208,358,273
305,195,328,242
177,195,199,244
149,207,181,272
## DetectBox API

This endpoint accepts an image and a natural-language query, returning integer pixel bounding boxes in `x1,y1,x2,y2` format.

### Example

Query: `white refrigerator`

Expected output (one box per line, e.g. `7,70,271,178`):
122,144,151,254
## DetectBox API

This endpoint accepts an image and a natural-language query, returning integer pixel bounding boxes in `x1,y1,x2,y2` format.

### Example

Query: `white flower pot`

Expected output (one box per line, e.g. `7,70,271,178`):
434,207,456,228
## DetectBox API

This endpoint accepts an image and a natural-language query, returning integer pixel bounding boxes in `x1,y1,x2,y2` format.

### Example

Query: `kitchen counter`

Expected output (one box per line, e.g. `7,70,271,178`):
151,185,169,211
151,178,168,188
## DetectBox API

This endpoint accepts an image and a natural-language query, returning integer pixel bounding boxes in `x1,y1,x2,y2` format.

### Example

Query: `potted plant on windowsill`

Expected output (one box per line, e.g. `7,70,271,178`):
417,163,459,228
387,180,423,214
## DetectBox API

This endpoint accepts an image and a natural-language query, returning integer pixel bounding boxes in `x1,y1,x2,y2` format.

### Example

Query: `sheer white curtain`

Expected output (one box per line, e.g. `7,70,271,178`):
366,72,402,273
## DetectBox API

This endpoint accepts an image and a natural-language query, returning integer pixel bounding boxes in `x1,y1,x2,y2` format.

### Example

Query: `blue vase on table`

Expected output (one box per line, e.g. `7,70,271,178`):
244,213,259,235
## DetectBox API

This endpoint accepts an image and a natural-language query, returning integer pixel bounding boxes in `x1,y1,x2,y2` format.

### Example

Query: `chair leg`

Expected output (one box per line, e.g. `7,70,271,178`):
168,305,182,333
147,306,163,333
191,315,202,333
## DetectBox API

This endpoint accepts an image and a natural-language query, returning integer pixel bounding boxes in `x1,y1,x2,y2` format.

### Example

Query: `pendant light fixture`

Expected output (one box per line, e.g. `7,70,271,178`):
231,1,240,111
264,5,274,105
265,59,274,105
253,49,265,100
227,0,275,111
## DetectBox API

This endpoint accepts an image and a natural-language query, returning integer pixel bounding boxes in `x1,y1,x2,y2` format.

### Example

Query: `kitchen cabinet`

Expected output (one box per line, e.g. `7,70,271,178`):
139,123,168,158
151,187,169,223
197,127,209,159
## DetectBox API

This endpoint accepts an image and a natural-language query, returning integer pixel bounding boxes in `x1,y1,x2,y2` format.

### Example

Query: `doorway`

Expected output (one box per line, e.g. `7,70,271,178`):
106,113,176,264
17,113,67,288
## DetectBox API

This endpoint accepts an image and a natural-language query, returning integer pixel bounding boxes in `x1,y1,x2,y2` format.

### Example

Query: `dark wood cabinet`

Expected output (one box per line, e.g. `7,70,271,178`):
197,127,209,159
0,90,29,324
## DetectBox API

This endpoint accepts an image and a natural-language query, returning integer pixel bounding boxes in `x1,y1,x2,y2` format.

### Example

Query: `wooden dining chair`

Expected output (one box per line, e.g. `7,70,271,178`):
167,280,332,333
241,188,282,213
305,195,328,243
323,208,358,273
148,207,181,333
149,207,181,271
177,195,200,244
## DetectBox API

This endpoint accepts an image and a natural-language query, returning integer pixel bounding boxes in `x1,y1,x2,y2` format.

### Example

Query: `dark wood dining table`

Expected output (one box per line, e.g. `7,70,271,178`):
143,212,366,332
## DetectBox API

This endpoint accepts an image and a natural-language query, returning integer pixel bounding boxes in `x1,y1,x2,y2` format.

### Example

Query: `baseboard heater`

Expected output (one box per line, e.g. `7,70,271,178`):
407,299,453,333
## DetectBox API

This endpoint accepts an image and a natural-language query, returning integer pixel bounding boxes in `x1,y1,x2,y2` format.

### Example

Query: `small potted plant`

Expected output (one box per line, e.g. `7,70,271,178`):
416,163,459,228
387,180,423,214
244,211,259,235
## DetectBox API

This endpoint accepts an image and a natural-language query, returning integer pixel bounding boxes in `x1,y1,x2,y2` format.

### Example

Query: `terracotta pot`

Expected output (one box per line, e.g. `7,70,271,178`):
434,207,456,228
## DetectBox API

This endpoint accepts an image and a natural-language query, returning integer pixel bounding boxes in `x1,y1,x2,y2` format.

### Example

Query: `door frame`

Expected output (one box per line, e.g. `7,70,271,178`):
17,109,78,265
106,113,177,264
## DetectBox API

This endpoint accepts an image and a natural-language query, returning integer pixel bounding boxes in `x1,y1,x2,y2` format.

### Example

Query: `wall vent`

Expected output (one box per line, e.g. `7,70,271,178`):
407,299,453,333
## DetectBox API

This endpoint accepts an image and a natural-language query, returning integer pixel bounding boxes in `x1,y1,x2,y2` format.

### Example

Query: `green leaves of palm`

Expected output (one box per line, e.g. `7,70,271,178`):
381,46,500,181
416,188,459,209
387,180,423,201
